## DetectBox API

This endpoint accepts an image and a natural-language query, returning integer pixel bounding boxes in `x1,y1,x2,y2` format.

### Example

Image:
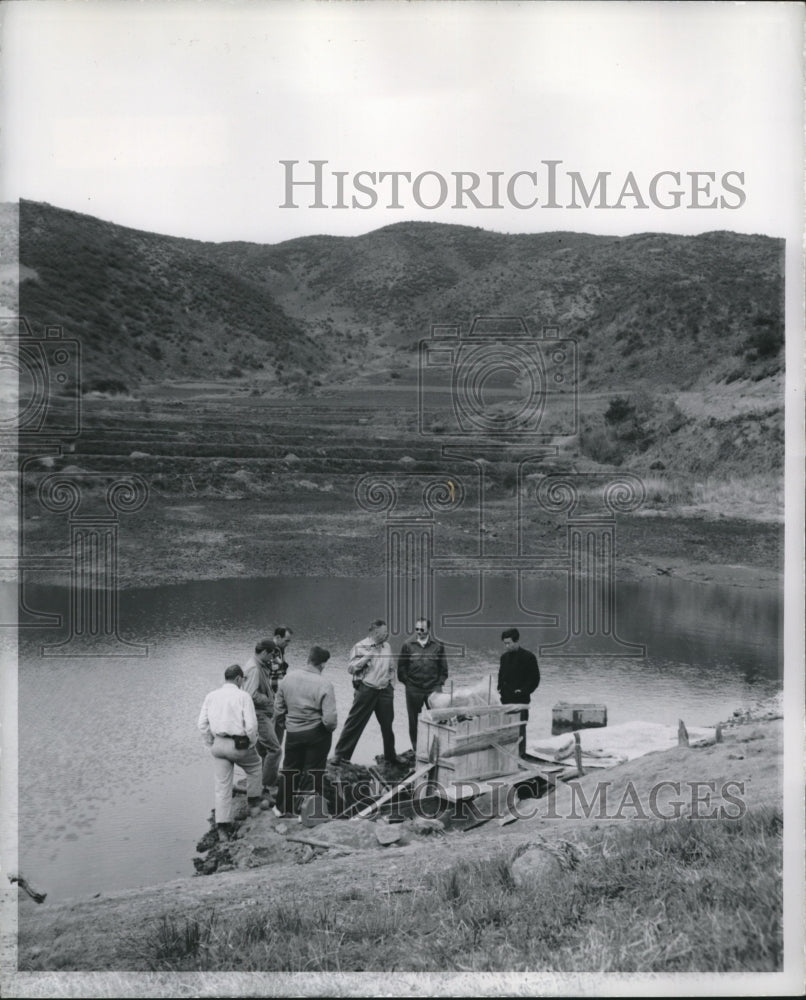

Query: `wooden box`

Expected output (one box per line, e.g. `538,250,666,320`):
551,701,607,735
416,704,528,784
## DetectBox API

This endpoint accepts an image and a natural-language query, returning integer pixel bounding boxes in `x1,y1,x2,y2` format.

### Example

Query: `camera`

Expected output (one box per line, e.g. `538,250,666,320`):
0,319,81,439
418,316,577,438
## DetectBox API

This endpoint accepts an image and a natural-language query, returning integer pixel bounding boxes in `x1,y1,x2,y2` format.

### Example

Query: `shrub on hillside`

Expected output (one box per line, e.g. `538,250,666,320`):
145,339,163,361
580,421,626,466
604,396,636,425
743,321,783,361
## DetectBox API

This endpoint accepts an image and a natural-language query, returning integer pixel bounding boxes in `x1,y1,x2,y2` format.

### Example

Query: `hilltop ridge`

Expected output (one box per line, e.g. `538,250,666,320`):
19,200,784,394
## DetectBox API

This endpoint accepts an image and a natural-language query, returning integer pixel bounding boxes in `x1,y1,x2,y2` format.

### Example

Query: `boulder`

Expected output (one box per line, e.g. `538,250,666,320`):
511,846,563,888
375,823,403,846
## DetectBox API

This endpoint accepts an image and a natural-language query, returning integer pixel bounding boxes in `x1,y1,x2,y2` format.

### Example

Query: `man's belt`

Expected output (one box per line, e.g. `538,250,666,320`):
217,732,251,749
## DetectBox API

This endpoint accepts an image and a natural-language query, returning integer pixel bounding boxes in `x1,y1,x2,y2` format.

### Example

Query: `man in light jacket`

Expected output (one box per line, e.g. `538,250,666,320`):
273,645,337,817
332,619,400,767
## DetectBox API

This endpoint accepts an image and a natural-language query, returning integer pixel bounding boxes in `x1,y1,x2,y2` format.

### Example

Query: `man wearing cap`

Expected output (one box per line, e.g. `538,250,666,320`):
332,619,401,768
242,638,283,799
197,664,264,840
397,617,448,754
273,645,337,817
270,625,294,746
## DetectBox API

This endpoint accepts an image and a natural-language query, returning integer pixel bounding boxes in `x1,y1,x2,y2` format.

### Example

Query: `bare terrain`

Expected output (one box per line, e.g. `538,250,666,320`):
10,377,783,592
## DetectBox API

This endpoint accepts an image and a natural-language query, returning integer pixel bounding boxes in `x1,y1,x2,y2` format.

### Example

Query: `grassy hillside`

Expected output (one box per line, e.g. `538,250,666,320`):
18,201,321,387
20,202,783,391
16,201,784,483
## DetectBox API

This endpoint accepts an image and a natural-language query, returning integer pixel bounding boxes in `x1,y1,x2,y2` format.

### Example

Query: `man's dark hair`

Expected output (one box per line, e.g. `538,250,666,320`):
370,619,387,630
309,645,331,666
224,664,244,681
416,617,432,629
255,638,278,654
274,625,293,639
501,627,520,642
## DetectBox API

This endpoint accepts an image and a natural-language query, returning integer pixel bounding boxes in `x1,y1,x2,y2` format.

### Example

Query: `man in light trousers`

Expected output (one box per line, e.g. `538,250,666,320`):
198,663,264,841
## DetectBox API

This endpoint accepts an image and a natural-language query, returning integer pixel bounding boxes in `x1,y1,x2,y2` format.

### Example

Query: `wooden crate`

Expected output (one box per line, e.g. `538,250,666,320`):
551,701,607,735
416,704,529,784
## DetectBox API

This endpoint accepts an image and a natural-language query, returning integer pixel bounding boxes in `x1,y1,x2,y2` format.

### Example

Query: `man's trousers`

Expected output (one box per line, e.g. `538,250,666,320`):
277,723,333,815
333,682,397,763
256,712,282,790
404,686,431,752
210,736,262,823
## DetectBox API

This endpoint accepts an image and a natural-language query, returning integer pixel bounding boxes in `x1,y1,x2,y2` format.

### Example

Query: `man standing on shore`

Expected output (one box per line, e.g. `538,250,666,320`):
498,628,541,757
332,619,401,768
397,617,448,754
273,645,337,817
270,625,293,747
243,638,283,800
197,664,264,841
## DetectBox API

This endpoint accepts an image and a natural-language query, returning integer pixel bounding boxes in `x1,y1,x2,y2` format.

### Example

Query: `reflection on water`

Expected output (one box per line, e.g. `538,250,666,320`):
13,574,780,901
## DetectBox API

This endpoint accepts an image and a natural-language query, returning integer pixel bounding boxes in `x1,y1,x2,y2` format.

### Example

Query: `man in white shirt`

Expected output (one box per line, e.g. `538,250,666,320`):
332,619,401,767
197,663,264,840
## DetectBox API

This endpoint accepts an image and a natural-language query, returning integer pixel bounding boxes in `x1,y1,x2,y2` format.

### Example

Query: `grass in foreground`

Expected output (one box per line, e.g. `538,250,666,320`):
128,808,782,975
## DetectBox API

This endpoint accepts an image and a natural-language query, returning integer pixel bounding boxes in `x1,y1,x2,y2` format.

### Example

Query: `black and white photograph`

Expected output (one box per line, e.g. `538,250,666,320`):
0,2,803,996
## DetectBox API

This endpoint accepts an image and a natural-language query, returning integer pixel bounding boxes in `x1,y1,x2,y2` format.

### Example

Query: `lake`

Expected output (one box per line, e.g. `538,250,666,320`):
13,574,781,901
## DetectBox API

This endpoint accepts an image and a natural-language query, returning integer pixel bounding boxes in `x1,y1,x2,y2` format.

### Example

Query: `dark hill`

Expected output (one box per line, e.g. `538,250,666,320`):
19,201,783,394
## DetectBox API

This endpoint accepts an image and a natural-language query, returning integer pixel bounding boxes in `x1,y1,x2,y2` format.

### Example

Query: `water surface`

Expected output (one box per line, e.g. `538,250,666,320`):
14,574,780,901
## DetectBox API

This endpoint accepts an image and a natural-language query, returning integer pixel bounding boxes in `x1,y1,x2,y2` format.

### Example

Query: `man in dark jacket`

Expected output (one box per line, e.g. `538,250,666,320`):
243,638,283,798
397,618,448,753
497,627,540,757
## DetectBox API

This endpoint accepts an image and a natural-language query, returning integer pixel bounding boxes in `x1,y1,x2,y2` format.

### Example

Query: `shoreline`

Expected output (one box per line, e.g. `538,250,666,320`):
7,696,786,978
8,502,784,594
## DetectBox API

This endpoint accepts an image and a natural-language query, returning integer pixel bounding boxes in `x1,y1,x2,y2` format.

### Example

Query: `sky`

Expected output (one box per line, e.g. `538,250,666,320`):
0,0,802,244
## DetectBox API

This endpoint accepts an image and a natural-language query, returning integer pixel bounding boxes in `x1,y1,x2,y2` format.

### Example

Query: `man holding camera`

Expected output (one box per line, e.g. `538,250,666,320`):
197,664,264,841
243,637,283,799
269,625,294,746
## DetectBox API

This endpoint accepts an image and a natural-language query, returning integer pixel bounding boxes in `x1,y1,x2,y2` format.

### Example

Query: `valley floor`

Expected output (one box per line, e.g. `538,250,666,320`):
10,491,784,592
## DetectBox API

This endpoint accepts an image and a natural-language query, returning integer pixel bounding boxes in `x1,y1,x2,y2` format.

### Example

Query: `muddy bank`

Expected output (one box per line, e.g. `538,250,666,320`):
14,490,783,592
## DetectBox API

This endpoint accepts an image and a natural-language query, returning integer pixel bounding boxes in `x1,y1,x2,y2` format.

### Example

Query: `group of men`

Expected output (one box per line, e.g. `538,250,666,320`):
197,618,540,840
